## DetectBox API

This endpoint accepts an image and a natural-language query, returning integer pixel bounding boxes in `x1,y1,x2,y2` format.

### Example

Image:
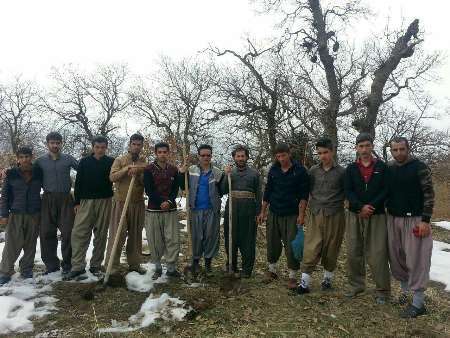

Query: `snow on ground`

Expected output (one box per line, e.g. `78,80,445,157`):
99,262,189,333
431,240,450,291
433,221,450,231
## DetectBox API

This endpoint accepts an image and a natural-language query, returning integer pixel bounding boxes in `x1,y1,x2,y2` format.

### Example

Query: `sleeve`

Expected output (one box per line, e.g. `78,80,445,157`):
220,172,229,195
417,162,435,223
178,171,187,190
110,157,128,182
308,168,315,195
262,168,273,202
144,168,163,207
255,171,263,215
368,163,388,209
168,168,180,208
0,171,12,218
344,165,364,212
73,159,83,205
70,155,79,171
297,167,310,201
216,170,225,197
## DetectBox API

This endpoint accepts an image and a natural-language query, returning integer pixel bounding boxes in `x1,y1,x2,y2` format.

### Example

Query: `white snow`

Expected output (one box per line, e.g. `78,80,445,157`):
125,262,168,292
430,240,450,291
433,221,450,231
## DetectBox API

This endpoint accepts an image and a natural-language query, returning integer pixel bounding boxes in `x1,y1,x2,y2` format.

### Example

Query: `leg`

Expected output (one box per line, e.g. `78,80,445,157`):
281,214,300,271
163,211,180,269
266,211,282,266
71,200,95,272
238,201,257,275
190,210,204,261
321,210,345,275
90,198,112,270
386,215,409,284
126,201,145,269
302,211,324,276
223,202,239,272
203,209,220,259
146,211,165,267
0,214,25,276
346,212,366,293
59,193,75,272
18,214,40,275
105,199,128,274
40,193,60,271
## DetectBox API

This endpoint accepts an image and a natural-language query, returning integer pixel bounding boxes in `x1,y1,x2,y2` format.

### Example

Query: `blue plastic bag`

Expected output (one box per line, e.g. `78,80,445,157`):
291,225,304,261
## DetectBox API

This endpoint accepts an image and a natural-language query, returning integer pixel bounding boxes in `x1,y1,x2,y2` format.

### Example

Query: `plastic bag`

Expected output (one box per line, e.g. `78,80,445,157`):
291,225,304,261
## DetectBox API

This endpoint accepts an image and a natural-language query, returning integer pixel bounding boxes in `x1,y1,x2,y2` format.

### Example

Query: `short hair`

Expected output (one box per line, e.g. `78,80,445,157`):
274,142,290,154
355,132,373,145
154,142,170,152
129,133,144,144
46,132,63,143
315,137,334,151
231,145,249,157
390,136,410,149
92,135,108,147
16,146,33,156
197,144,213,155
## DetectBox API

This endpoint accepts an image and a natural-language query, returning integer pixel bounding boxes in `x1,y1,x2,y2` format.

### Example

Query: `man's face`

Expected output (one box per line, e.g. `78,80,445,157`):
317,147,333,165
93,142,107,158
233,150,248,168
156,147,169,163
17,153,33,168
47,140,62,154
275,151,291,166
390,141,409,163
129,140,143,155
356,140,373,158
198,148,212,166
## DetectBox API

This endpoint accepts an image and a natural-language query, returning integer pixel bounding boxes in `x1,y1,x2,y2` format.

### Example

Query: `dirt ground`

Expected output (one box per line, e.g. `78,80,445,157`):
9,216,450,338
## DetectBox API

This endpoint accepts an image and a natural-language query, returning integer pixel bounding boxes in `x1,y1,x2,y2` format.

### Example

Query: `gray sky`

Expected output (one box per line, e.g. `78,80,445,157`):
1,0,449,125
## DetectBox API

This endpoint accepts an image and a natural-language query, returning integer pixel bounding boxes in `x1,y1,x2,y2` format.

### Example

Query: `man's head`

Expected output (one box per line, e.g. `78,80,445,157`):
154,142,170,163
231,145,249,168
46,132,63,154
274,142,291,167
92,136,108,158
197,144,213,167
315,137,334,166
390,136,410,163
129,133,144,157
355,132,374,160
17,146,33,168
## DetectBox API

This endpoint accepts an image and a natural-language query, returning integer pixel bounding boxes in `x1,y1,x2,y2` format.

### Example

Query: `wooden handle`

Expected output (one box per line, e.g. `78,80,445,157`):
228,172,233,274
182,145,192,262
104,175,136,285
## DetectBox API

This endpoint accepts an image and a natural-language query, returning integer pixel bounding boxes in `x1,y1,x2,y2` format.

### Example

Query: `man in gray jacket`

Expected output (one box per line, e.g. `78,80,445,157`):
179,144,224,274
35,132,78,275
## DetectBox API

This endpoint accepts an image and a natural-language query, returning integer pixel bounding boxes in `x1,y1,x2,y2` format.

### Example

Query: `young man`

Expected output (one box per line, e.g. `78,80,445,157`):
35,132,78,275
179,144,224,273
344,133,391,304
258,143,309,289
0,147,43,284
144,142,180,280
222,145,262,278
297,137,346,294
386,137,434,318
65,136,115,280
105,133,147,275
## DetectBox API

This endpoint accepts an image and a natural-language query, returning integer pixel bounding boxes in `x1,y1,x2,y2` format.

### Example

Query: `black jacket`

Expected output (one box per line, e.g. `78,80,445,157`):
74,154,115,205
0,166,43,218
263,160,309,216
344,160,388,214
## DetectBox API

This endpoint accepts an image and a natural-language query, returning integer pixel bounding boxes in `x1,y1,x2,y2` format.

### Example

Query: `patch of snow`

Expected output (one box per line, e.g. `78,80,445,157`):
430,240,450,291
433,221,450,231
125,263,167,293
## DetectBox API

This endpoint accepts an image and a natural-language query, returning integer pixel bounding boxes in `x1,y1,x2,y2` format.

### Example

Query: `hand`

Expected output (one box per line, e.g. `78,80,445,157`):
417,222,431,237
224,165,232,176
128,165,143,177
178,162,188,174
296,215,305,226
74,205,80,214
160,201,171,211
257,211,267,225
359,204,375,219
0,218,8,225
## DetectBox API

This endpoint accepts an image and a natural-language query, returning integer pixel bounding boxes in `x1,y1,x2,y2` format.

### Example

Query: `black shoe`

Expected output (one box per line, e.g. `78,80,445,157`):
400,304,427,318
166,270,181,278
152,268,163,280
296,284,310,295
44,267,60,275
0,275,11,285
63,270,86,281
321,278,332,291
205,258,212,273
129,266,146,275
89,267,104,277
20,270,33,279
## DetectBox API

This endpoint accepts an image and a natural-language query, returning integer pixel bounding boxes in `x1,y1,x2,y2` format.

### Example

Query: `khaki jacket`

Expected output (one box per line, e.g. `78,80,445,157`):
110,153,146,203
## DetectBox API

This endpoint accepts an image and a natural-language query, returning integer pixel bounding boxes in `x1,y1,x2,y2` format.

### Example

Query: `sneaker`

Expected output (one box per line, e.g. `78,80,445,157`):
89,267,104,277
296,284,310,295
400,304,427,318
152,268,163,280
62,268,71,277
166,270,181,278
129,266,146,275
263,271,278,283
63,270,86,281
287,278,298,290
20,270,33,280
321,278,332,291
0,275,11,285
344,288,364,298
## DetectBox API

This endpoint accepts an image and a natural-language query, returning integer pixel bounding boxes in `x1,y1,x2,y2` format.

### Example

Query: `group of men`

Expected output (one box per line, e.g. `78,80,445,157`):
0,130,434,319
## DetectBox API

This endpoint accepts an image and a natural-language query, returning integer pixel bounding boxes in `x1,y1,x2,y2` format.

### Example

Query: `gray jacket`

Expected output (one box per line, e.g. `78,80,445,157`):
35,153,78,193
0,166,43,218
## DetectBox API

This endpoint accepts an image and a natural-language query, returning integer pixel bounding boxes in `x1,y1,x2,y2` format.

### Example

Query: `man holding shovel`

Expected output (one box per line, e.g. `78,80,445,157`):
222,145,261,278
179,144,224,274
105,133,147,275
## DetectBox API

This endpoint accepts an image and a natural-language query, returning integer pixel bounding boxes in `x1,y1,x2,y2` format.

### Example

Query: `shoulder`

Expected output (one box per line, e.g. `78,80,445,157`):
211,166,223,177
309,164,320,173
5,167,19,180
345,162,357,171
62,153,77,161
293,161,307,174
335,164,346,174
105,155,115,163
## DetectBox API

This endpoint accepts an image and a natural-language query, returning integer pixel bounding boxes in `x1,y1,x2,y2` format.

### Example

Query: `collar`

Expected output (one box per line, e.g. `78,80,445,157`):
48,152,61,160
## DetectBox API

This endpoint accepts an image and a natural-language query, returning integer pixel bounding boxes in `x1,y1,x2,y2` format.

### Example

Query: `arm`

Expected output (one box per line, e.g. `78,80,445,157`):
368,164,388,209
344,166,364,212
70,155,79,171
297,168,310,224
418,162,434,223
167,169,180,208
110,157,129,183
73,159,83,206
255,172,262,215
0,171,11,219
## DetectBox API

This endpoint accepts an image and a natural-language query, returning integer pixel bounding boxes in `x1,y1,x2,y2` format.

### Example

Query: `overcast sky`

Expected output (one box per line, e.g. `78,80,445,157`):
1,0,449,125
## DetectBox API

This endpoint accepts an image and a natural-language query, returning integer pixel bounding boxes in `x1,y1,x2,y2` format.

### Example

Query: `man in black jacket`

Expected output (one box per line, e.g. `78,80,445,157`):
65,136,115,280
0,147,43,284
344,133,391,303
258,143,309,290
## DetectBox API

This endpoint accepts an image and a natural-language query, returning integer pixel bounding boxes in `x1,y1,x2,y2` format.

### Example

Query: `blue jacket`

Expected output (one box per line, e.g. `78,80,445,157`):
0,166,43,218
